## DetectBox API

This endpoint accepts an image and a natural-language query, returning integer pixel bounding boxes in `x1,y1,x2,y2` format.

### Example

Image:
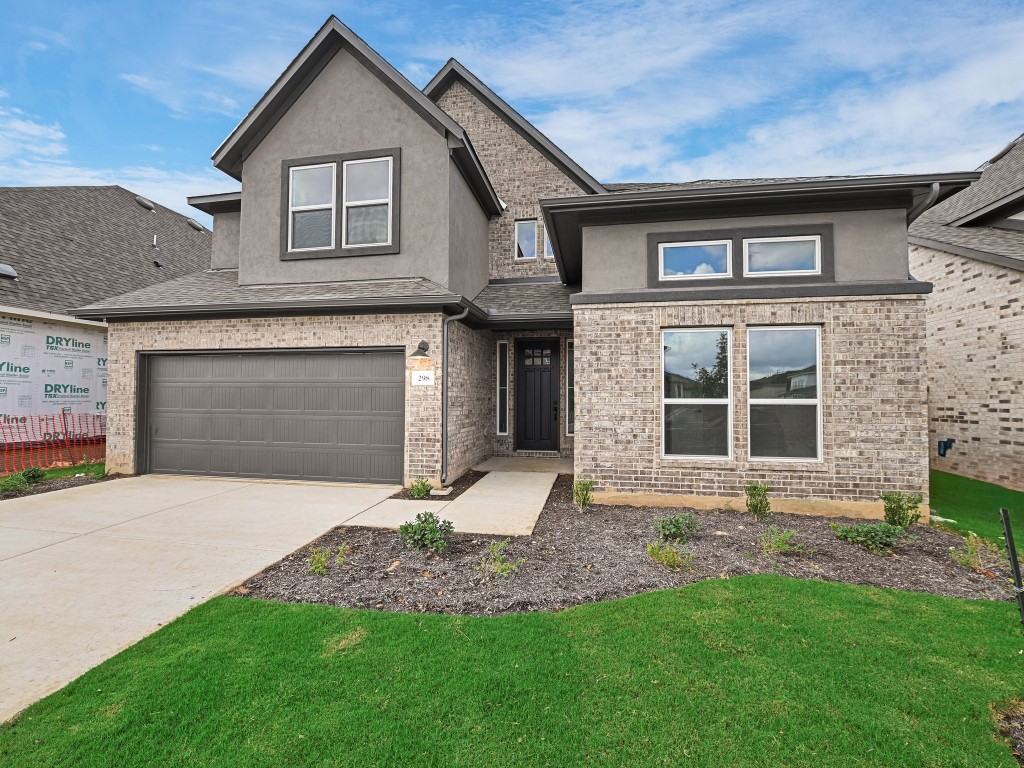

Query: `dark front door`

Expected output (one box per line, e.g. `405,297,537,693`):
515,340,559,451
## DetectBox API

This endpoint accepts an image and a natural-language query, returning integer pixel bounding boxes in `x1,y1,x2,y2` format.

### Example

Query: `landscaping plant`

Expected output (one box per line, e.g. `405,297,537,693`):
744,481,771,520
573,477,596,510
951,533,1009,576
830,521,904,555
308,547,332,576
408,477,432,500
758,526,807,558
646,540,693,570
20,467,46,484
654,512,700,543
881,491,923,529
335,543,350,567
399,511,455,555
476,539,526,582
0,472,30,496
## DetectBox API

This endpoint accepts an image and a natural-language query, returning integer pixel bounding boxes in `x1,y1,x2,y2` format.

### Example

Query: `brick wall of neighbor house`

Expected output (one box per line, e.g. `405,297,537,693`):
446,322,495,482
573,296,929,511
492,330,575,459
910,244,1024,491
435,81,588,280
104,313,444,484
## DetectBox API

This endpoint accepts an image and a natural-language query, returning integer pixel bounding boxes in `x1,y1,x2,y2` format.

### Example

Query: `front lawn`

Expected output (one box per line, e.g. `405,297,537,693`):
931,470,1024,542
2,576,1022,767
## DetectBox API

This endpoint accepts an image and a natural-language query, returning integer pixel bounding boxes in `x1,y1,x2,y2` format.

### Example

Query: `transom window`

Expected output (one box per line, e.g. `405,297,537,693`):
288,164,336,251
524,347,551,366
743,236,821,276
343,157,392,247
515,220,538,260
748,326,821,460
659,240,732,280
662,329,732,458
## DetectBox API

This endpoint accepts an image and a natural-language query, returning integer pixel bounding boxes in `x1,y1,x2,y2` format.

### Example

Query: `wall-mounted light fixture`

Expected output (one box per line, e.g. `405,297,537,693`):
937,438,956,457
408,341,430,358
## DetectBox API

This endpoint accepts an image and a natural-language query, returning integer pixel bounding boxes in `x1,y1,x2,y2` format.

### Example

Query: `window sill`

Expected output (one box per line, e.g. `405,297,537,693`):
281,242,400,260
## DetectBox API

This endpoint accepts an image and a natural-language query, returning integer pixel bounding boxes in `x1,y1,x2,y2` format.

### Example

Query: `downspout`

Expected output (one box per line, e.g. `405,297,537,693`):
907,182,941,224
440,305,470,485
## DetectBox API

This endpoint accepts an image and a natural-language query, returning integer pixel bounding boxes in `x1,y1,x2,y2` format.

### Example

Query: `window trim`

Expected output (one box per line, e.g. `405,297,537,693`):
514,219,539,261
496,340,509,435
747,325,822,463
743,235,822,277
658,240,733,281
287,162,336,252
543,229,555,260
566,340,574,436
661,328,733,460
342,155,393,249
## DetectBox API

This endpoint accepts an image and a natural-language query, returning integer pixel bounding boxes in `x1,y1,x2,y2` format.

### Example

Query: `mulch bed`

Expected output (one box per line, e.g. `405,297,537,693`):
0,473,112,501
999,710,1024,767
241,475,1011,616
388,470,486,501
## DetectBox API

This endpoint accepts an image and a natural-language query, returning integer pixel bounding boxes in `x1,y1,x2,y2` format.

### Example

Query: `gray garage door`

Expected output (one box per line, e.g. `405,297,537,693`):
144,351,404,483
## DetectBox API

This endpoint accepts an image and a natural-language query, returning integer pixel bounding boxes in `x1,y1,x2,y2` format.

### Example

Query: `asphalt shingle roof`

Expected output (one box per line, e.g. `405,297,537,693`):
472,281,576,316
0,186,211,315
909,134,1024,268
602,176,874,193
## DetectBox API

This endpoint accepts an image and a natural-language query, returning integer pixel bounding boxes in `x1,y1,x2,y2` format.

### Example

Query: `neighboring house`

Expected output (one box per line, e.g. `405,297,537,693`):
909,133,1024,492
75,16,978,518
0,186,210,442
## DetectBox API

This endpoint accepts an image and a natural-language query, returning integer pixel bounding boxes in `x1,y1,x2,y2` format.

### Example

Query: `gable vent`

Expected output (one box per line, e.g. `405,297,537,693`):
135,195,155,211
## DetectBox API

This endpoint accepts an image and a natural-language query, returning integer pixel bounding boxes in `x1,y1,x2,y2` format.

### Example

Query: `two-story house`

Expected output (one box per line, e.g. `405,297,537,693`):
75,16,979,518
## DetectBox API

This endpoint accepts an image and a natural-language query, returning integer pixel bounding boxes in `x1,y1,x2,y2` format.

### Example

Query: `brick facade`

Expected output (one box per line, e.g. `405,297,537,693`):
573,296,930,508
104,313,444,484
910,244,1024,491
446,321,495,481
435,80,588,280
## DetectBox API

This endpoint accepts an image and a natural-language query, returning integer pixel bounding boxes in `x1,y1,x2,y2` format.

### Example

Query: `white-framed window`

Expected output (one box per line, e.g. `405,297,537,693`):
288,163,336,251
566,340,574,435
743,235,821,277
748,326,821,461
342,156,392,247
514,220,538,260
544,230,555,259
662,328,732,458
496,341,509,435
658,240,732,280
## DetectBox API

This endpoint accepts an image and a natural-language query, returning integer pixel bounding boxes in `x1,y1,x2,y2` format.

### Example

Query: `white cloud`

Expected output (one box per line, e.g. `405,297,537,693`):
119,73,240,117
0,107,67,159
692,262,718,275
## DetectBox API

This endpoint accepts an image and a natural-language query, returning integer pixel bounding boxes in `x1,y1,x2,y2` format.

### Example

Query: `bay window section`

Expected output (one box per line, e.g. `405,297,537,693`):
288,164,335,251
662,329,731,458
748,326,821,460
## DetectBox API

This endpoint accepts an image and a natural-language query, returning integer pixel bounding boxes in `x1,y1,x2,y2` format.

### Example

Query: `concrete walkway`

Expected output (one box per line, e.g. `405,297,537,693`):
343,470,557,536
0,475,396,722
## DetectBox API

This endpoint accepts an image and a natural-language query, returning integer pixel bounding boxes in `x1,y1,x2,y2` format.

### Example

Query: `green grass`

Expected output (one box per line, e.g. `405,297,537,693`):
1,463,104,482
931,470,1024,542
2,577,1023,767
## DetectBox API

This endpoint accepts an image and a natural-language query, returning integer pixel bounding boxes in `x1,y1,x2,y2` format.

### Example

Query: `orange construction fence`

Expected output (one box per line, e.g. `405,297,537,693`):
0,413,106,474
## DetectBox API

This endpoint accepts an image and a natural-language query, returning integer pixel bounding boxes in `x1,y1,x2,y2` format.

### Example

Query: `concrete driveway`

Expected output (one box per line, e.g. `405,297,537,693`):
0,475,396,722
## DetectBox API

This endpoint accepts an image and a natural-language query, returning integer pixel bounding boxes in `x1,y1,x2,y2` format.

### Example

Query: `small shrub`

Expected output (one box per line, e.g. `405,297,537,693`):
399,511,455,555
881,491,923,529
830,521,904,555
20,467,46,484
408,477,433,500
0,473,30,496
308,546,331,576
573,477,596,510
476,539,526,581
335,543,350,567
654,512,700,543
951,533,1009,573
758,526,808,558
744,482,771,520
646,540,694,570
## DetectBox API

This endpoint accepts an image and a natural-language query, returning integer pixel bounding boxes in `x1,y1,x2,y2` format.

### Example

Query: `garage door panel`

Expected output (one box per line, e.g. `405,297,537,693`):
145,351,404,484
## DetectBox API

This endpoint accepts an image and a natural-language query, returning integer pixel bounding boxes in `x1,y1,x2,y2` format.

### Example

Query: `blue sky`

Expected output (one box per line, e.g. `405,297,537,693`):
1,0,1022,219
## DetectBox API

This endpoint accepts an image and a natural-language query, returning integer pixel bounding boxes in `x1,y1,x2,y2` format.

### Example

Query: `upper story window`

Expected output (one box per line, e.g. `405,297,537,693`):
343,157,392,247
659,240,732,280
288,164,336,251
544,230,555,259
743,235,821,277
515,220,538,260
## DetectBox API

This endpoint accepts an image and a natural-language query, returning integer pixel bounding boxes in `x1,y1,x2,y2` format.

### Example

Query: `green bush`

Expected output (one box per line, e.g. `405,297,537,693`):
654,512,700,543
830,521,904,555
573,477,596,510
744,482,771,520
20,467,46,484
408,477,433,500
335,543,350,567
951,533,1008,572
399,511,455,555
308,547,331,576
0,473,29,496
476,539,526,581
758,526,808,558
881,491,923,529
646,540,693,570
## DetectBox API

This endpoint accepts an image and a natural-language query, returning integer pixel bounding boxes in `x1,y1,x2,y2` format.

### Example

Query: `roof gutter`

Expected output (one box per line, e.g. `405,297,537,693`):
906,182,941,224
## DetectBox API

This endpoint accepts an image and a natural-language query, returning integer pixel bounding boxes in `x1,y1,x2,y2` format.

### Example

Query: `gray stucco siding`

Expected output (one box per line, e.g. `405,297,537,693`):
211,210,240,269
448,161,490,301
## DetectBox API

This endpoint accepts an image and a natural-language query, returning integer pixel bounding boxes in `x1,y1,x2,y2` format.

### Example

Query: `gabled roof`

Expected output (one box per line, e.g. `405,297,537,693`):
0,185,210,316
211,16,501,216
424,59,606,195
909,133,1024,270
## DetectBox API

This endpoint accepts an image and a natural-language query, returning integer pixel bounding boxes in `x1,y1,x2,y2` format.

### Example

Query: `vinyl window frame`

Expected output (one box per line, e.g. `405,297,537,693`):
543,229,555,260
496,340,509,435
747,325,822,462
661,327,733,460
287,162,336,252
342,155,393,249
514,219,539,261
658,240,733,281
743,235,822,277
565,340,575,436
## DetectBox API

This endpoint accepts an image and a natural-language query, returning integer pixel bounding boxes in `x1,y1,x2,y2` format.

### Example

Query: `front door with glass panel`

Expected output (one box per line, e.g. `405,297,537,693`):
515,340,559,451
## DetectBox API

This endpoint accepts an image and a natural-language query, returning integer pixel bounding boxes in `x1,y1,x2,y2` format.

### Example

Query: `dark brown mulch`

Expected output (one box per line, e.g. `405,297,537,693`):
0,473,113,501
999,709,1024,766
241,475,1011,616
389,470,486,501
